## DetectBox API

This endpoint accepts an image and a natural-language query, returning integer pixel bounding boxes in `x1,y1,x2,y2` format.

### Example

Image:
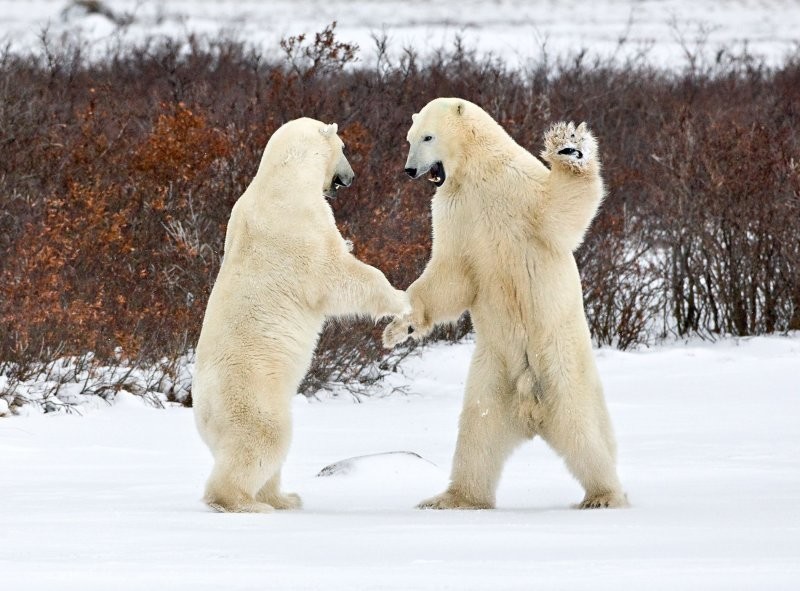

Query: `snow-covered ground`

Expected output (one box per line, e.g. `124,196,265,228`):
1,0,799,67
2,335,799,590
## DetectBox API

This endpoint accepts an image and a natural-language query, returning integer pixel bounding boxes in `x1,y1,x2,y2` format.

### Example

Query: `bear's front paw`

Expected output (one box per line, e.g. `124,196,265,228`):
542,121,597,172
382,316,414,349
416,489,493,510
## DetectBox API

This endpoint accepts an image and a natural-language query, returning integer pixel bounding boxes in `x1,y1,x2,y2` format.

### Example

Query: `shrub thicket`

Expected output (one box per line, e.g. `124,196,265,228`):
1,25,798,408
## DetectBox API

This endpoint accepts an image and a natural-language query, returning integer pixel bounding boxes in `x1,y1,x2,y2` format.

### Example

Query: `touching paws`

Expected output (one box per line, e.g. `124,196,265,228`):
541,121,597,172
382,315,414,349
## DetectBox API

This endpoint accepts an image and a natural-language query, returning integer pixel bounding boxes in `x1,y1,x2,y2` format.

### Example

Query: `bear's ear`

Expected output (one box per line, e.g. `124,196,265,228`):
455,102,465,116
412,113,419,123
576,122,587,134
319,123,338,137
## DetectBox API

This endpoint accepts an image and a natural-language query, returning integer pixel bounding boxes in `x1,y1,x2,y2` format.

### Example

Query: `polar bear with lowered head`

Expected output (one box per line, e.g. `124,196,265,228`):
193,117,410,513
384,98,627,510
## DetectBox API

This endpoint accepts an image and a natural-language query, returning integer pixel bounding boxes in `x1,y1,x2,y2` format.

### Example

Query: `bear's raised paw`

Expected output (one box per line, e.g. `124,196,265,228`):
542,121,598,172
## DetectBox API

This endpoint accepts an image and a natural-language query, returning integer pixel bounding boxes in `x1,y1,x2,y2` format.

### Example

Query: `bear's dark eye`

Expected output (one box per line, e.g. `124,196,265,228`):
423,135,433,142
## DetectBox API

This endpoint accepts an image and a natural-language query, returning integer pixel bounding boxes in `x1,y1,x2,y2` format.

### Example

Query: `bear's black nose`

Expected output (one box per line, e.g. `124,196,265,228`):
404,167,417,178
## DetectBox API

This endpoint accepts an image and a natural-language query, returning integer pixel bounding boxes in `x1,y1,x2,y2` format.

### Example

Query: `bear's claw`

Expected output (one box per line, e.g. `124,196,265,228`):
576,491,629,509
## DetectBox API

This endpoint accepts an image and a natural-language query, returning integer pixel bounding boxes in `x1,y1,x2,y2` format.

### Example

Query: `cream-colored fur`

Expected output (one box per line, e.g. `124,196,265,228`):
384,98,627,510
193,118,410,513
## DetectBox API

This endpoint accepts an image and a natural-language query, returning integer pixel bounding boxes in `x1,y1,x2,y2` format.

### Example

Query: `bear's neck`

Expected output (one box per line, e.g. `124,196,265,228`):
440,130,542,198
461,133,521,180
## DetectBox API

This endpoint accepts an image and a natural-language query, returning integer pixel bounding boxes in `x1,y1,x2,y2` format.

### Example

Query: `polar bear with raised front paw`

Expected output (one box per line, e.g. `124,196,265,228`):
193,118,410,513
384,98,627,511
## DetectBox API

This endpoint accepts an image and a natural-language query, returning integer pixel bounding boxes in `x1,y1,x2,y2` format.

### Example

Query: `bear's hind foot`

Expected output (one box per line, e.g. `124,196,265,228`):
541,121,597,173
575,490,629,510
417,489,494,510
258,491,303,510
206,498,275,513
204,484,277,513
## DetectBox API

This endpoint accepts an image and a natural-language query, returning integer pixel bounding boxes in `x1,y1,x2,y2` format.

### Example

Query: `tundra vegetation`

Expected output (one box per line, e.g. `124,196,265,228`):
1,24,798,412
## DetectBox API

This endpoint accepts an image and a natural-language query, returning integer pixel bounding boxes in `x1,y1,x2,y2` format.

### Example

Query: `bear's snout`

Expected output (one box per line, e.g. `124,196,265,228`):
404,167,418,178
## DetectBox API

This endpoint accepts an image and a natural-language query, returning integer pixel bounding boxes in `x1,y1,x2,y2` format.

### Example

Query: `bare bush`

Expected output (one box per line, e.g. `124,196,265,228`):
0,27,798,411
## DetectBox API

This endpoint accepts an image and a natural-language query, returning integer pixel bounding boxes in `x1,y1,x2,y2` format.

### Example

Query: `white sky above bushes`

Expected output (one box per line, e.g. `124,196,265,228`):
2,0,799,67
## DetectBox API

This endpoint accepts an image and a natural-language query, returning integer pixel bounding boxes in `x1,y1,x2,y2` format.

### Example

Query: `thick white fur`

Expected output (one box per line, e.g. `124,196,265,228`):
384,98,627,510
193,117,410,513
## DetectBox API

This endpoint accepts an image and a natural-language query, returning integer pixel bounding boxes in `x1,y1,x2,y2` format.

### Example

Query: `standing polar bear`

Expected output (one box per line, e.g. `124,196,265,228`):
384,98,627,510
193,118,410,513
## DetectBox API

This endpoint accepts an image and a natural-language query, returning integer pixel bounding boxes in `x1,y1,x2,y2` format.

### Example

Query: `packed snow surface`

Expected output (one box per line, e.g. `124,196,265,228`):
1,0,799,67
2,335,799,590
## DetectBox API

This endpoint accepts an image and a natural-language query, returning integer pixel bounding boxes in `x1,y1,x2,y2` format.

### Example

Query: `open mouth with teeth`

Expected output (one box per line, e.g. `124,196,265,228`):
323,174,348,199
427,161,446,187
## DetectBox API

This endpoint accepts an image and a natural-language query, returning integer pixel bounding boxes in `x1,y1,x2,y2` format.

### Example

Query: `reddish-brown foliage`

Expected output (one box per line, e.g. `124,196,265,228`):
0,26,798,400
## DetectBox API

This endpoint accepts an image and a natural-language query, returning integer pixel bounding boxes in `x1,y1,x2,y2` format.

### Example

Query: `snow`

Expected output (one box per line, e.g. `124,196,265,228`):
1,0,799,67
1,352,194,416
2,335,799,590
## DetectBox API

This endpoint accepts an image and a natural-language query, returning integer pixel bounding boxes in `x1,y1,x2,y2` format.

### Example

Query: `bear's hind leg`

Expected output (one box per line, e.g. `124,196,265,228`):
418,348,525,510
541,396,628,510
204,420,290,513
256,470,302,510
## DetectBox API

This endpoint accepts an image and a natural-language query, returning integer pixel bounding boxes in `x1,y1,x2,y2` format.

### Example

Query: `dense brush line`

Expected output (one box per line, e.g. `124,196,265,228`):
0,25,798,408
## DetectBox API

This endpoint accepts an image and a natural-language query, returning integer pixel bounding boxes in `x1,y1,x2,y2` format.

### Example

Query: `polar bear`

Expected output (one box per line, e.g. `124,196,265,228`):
384,98,627,510
193,118,410,513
